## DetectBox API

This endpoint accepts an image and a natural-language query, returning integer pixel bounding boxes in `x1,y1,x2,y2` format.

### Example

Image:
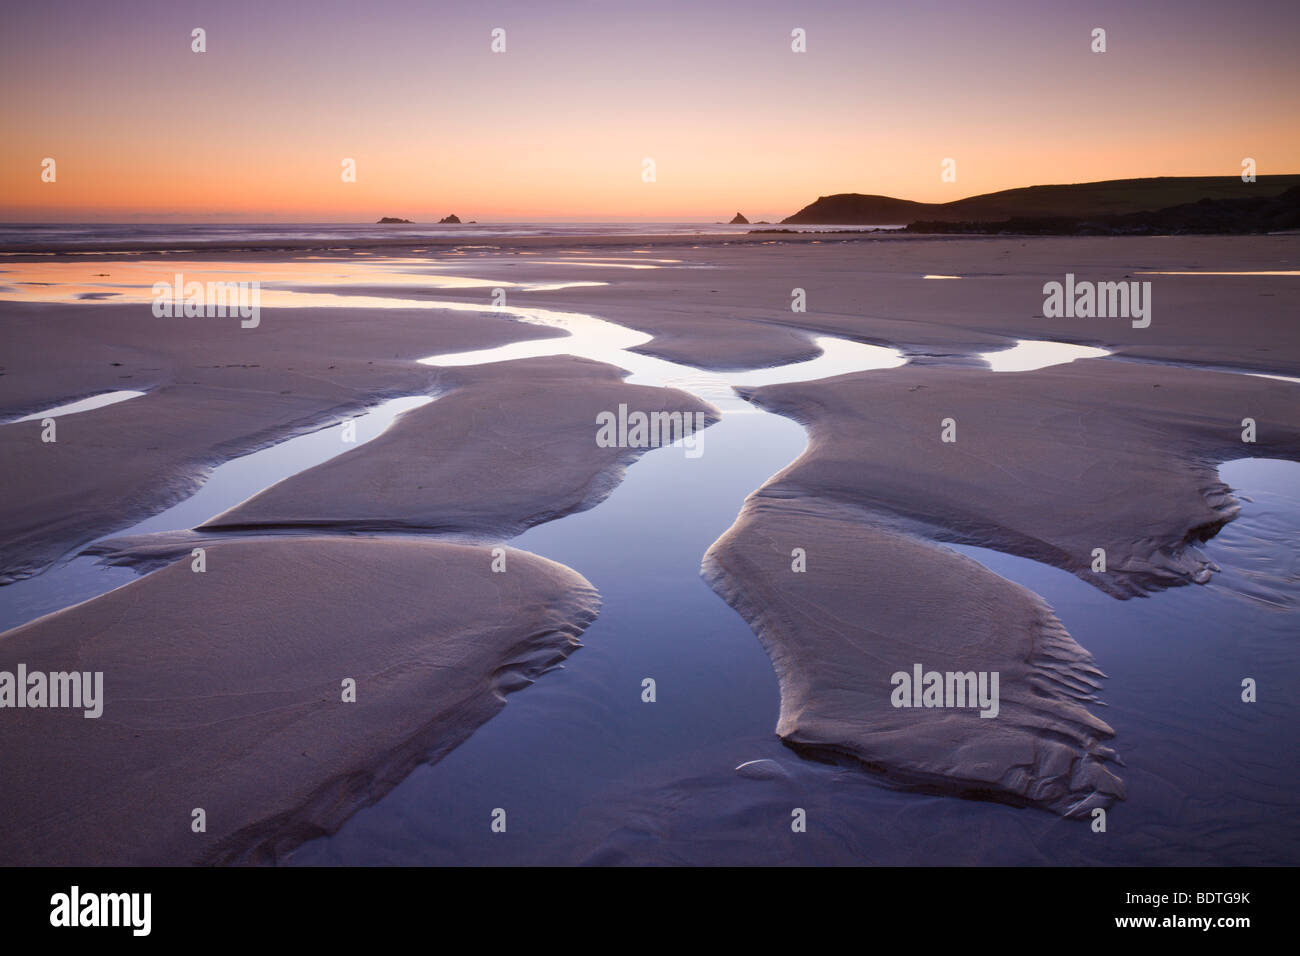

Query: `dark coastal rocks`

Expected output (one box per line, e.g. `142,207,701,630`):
376,217,412,224
782,175,1300,225
730,212,749,224
905,186,1300,236
439,214,461,224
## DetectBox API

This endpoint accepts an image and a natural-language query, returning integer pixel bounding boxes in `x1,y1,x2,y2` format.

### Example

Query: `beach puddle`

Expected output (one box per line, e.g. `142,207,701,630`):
0,395,431,632
288,375,1297,866
981,339,1110,372
288,294,915,864
560,458,1296,866
525,260,661,270
921,456,1300,864
4,254,1296,865
420,304,904,410
2,389,145,424
0,258,608,307
289,396,808,865
297,453,1294,866
1208,458,1300,609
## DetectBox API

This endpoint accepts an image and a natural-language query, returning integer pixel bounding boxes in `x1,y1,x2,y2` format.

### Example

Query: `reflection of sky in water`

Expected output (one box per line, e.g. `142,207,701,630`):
0,257,609,304
293,449,1300,865
419,303,905,412
1248,372,1300,385
982,339,1110,372
291,406,809,866
2,389,145,424
522,260,658,269
0,396,431,633
3,250,1297,864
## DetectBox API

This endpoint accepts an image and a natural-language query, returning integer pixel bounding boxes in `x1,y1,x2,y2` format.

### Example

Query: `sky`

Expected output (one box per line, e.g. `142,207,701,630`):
1,0,1297,222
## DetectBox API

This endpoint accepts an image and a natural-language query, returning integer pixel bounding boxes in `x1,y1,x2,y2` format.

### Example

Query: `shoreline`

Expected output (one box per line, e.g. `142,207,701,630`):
0,228,1089,258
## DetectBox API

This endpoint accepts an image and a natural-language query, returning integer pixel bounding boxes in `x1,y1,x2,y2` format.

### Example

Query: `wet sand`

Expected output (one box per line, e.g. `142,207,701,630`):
201,355,718,538
734,359,1300,598
704,494,1125,816
0,536,597,865
0,298,563,583
1,233,1297,860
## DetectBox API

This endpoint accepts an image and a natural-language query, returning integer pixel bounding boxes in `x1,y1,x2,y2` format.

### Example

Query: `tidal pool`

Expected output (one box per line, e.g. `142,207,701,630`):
2,256,1294,866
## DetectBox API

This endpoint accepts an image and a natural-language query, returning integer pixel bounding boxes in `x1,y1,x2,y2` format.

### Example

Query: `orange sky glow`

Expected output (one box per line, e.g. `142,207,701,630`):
2,0,1297,222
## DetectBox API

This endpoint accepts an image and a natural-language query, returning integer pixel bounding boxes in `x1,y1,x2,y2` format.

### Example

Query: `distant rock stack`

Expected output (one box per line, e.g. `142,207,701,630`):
377,217,412,224
439,214,462,224
729,212,749,224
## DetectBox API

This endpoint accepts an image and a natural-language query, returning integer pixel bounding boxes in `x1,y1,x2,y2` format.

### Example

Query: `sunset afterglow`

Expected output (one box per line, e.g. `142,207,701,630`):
3,0,1298,221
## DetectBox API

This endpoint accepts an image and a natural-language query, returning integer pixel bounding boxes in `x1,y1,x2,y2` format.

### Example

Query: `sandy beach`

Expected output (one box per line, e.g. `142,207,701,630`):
0,232,1297,864
7,0,1300,937
0,535,596,865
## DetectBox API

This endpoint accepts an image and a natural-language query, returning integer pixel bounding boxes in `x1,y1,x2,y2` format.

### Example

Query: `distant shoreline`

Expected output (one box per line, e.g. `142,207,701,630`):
11,225,1298,258
0,228,931,257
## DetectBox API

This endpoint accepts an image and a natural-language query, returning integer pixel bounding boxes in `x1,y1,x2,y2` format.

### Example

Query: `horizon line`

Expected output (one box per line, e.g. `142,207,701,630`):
7,172,1298,226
